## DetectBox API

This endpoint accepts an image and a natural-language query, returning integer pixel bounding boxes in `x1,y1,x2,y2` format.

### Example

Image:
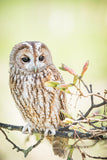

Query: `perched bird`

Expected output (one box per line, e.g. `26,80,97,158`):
9,41,68,158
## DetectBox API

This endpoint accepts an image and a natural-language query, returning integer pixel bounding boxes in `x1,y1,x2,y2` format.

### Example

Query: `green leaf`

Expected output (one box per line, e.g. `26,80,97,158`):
104,89,107,94
81,60,89,78
45,81,60,88
59,64,77,76
35,133,41,141
67,147,74,160
73,75,78,84
60,109,73,119
56,83,73,93
59,64,66,71
24,135,30,144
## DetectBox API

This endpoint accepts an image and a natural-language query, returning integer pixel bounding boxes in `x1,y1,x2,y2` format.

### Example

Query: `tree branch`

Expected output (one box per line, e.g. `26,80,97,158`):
85,153,107,159
78,101,107,121
0,122,106,140
0,127,44,157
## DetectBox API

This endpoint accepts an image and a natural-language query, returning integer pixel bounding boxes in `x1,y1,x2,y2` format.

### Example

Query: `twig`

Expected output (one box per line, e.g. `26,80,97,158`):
85,153,107,159
0,128,44,157
90,84,94,106
71,139,81,148
80,79,90,93
78,101,107,120
89,114,107,118
0,123,23,131
76,140,98,149
77,146,86,160
71,118,107,123
74,86,107,102
85,93,107,102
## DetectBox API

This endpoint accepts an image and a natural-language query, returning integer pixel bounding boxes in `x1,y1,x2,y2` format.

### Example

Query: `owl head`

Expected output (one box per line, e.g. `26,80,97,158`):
10,41,53,73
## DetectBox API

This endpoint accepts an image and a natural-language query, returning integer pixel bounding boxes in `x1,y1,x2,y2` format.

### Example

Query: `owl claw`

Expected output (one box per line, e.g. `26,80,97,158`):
44,128,56,136
22,124,33,134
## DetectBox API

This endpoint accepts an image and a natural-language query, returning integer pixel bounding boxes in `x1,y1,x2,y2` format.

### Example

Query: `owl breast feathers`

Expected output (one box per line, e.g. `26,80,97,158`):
9,41,68,158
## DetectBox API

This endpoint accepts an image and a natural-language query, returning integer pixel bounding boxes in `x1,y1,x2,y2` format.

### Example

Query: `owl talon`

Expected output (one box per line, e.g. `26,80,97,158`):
22,124,33,134
44,128,56,136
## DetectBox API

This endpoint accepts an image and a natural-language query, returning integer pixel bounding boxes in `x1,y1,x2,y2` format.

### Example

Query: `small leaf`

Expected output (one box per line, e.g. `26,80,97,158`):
81,60,89,77
60,110,73,119
58,84,71,88
56,83,73,93
59,64,77,76
57,83,73,89
63,118,74,124
45,81,60,88
59,64,66,71
35,133,41,141
45,81,73,93
67,147,74,160
24,135,30,144
64,89,71,94
104,89,107,94
73,75,78,84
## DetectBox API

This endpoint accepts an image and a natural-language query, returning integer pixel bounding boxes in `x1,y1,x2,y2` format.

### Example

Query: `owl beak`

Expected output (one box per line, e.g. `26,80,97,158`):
34,66,38,73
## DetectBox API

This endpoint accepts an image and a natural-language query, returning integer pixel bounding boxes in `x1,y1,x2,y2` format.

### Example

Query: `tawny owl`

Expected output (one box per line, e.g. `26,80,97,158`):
9,41,68,158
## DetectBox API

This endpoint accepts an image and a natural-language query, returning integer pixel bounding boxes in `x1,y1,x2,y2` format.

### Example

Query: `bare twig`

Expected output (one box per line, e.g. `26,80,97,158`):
85,93,107,102
77,146,86,160
80,79,90,93
72,118,107,123
85,153,107,159
78,101,107,120
74,85,107,102
90,84,94,106
76,140,98,149
89,114,107,118
0,128,44,157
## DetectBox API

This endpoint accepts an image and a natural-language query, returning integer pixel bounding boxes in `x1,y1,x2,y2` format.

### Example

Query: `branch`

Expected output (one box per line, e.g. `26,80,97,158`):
78,101,107,120
0,128,44,157
0,122,106,140
0,123,23,131
77,146,107,160
85,153,107,159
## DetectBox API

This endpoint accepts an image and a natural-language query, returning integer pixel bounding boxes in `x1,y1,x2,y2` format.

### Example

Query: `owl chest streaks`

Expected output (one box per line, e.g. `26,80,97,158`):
10,66,63,132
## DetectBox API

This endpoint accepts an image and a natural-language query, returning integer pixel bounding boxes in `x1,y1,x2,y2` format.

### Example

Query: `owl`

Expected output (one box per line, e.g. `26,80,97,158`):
9,41,68,158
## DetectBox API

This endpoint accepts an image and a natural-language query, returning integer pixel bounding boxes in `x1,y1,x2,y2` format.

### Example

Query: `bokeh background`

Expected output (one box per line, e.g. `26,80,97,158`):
0,0,107,160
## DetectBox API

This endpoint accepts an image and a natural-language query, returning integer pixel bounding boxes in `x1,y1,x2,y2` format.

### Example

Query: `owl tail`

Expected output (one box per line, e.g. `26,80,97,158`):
52,137,68,158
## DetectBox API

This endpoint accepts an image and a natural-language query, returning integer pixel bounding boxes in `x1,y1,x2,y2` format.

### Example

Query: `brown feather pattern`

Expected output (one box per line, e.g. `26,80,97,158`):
9,41,68,158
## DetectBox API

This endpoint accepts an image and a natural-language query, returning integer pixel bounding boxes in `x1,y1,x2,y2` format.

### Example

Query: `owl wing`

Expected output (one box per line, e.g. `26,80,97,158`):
57,73,67,121
48,66,67,121
59,91,67,120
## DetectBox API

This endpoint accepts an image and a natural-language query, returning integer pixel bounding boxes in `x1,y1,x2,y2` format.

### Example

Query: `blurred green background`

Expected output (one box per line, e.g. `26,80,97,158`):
0,0,107,160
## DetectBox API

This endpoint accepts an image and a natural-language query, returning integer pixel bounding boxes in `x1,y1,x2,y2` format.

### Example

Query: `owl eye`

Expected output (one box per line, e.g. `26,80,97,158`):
39,55,44,61
21,56,30,63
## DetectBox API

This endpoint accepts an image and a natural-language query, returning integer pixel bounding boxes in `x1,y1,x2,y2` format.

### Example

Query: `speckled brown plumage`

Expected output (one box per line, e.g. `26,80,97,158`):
9,41,68,158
